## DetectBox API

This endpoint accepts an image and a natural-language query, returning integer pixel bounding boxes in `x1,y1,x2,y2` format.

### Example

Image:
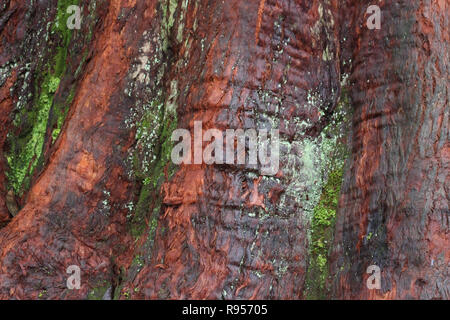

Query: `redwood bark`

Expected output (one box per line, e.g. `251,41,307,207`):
0,0,447,301
0,0,160,299
0,68,15,227
329,0,449,299
0,1,26,229
121,0,340,299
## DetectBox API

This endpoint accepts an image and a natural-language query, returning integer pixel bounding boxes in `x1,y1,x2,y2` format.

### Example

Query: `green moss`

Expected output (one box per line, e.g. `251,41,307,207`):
87,280,110,300
131,255,145,269
38,290,47,299
304,85,350,299
130,185,152,237
52,0,80,76
306,168,343,299
51,1,99,145
49,0,80,142
51,86,76,144
6,1,80,195
6,73,61,194
53,0,80,36
122,290,131,300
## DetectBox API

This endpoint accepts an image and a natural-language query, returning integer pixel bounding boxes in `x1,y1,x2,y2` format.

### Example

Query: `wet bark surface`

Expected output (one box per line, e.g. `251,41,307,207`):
118,0,341,299
0,0,448,300
329,0,449,299
0,0,152,299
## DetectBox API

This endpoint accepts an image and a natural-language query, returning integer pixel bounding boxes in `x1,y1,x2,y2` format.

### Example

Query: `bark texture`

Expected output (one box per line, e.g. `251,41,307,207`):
0,0,447,300
0,0,154,299
118,0,342,300
329,0,449,299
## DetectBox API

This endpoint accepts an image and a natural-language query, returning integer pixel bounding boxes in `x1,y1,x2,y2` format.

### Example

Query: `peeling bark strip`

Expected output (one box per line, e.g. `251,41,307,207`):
329,0,449,299
120,0,341,299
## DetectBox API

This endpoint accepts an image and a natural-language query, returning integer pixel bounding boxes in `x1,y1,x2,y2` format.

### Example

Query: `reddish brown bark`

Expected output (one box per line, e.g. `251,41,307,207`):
329,0,449,299
0,70,16,226
0,0,160,299
0,0,25,228
121,0,341,299
0,0,447,300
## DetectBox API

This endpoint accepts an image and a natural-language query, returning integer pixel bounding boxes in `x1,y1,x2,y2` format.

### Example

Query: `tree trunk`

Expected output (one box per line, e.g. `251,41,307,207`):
118,0,341,300
329,0,449,299
0,0,156,299
0,0,447,300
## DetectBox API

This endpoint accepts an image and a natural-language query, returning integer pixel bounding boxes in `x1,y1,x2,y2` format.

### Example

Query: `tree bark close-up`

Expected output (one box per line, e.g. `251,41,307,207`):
0,0,448,300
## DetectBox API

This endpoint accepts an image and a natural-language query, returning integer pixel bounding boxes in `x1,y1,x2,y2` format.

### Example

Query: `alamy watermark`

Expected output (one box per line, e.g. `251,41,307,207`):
171,121,279,176
64,4,380,31
66,5,81,30
367,5,381,30
366,264,381,289
66,265,81,289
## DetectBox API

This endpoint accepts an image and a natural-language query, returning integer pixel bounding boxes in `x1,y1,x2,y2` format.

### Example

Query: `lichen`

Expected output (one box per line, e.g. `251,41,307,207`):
125,0,189,241
114,0,189,298
304,84,351,300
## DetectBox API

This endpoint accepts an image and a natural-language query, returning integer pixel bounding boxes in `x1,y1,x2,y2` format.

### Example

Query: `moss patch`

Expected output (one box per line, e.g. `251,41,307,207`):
87,280,110,300
6,72,60,194
6,0,80,195
304,82,351,299
305,167,343,299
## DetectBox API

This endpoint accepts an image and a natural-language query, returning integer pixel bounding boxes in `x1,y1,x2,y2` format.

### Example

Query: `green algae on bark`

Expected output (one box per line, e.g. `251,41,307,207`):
6,72,60,195
305,167,344,299
305,85,351,299
5,0,79,195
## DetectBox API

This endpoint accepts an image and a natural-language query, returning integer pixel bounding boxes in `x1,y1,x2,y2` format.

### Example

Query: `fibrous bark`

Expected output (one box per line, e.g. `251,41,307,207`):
118,0,342,299
0,0,447,300
329,0,449,299
0,0,155,299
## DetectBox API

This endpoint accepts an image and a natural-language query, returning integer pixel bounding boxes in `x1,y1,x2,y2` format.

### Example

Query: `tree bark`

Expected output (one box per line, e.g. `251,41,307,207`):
0,0,447,300
329,0,449,299
116,0,342,299
0,0,158,299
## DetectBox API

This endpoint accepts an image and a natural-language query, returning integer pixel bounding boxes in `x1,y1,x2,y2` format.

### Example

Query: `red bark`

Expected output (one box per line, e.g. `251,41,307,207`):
121,0,341,299
0,0,25,227
0,0,447,300
0,0,160,299
0,69,16,226
329,0,449,299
